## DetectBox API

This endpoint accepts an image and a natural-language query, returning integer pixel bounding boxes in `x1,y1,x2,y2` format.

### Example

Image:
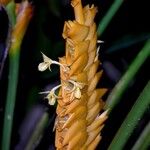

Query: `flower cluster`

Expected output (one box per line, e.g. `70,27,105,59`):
38,54,85,105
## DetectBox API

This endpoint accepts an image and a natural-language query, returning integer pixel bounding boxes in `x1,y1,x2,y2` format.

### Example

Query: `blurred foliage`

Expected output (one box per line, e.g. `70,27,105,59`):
0,0,150,149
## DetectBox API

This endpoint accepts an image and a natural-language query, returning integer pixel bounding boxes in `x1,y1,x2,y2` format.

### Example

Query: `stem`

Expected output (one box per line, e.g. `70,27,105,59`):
105,40,150,111
131,121,150,150
52,60,67,71
1,2,17,150
6,1,16,26
1,52,20,150
1,1,33,149
108,81,150,150
97,0,124,36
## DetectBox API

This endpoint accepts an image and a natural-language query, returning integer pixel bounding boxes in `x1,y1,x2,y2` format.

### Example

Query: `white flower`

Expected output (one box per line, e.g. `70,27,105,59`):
67,80,85,99
74,87,81,99
38,52,69,72
39,84,62,105
46,91,57,105
38,52,53,71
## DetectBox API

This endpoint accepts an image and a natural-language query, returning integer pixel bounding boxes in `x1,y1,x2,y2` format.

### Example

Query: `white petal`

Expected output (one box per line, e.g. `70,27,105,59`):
41,52,52,63
97,40,104,43
49,97,56,105
74,88,81,99
38,63,49,71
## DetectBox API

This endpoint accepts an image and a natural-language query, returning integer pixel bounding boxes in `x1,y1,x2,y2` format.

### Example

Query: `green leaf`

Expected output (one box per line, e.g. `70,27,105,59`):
131,121,150,150
25,112,49,150
97,0,124,36
107,33,150,53
108,81,150,150
105,40,150,112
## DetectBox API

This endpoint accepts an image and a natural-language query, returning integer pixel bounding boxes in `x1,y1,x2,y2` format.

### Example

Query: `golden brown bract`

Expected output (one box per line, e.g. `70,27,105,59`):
54,0,108,150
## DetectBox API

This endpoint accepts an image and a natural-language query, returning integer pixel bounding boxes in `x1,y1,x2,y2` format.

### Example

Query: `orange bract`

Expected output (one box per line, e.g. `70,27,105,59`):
55,0,108,149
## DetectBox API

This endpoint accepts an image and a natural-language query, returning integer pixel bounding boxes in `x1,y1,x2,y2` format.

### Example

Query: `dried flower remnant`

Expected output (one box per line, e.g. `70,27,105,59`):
38,0,108,149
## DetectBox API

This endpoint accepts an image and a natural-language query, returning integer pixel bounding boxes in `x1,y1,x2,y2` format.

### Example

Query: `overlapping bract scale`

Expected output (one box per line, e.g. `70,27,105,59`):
55,0,108,149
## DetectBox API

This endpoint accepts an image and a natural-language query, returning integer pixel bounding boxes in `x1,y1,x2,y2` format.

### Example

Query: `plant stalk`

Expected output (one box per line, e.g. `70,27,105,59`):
1,52,20,150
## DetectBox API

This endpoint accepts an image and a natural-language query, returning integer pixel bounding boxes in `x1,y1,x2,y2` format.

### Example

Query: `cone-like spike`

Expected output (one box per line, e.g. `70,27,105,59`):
39,0,108,149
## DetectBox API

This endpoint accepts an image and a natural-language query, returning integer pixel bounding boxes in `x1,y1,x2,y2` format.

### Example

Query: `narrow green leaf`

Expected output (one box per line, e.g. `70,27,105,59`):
107,33,150,53
25,112,49,150
97,0,124,36
105,40,150,111
1,3,17,150
108,81,150,150
131,121,150,150
6,1,16,27
1,52,20,150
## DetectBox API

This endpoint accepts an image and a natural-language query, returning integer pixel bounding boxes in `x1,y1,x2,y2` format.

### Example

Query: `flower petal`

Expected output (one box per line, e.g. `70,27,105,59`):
48,97,56,105
74,87,81,99
38,62,49,71
41,52,52,63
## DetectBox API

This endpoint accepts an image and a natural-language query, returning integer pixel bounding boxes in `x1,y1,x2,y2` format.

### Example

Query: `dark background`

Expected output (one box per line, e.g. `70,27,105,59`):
0,0,150,149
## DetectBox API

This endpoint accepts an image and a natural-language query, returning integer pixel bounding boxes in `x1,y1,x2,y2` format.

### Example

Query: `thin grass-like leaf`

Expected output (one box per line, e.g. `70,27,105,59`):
1,49,20,150
106,33,150,53
131,121,150,150
108,81,150,150
25,112,49,150
1,2,17,150
97,0,124,36
105,40,150,111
